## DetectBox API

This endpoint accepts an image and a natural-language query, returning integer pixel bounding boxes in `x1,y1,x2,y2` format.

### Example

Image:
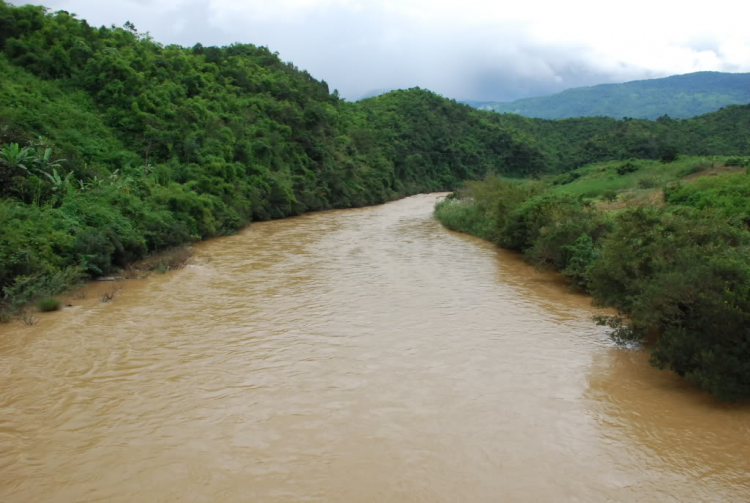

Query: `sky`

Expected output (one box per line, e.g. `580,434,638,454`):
15,0,750,101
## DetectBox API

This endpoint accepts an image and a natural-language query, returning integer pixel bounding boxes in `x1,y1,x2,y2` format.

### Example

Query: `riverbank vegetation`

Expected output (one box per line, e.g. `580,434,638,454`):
435,158,750,399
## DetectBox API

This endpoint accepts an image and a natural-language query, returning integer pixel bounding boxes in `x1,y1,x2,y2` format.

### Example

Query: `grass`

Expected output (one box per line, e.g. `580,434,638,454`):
20,309,36,326
36,297,61,312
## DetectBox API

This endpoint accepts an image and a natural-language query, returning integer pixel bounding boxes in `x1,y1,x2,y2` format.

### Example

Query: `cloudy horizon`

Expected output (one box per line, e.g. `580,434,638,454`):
12,0,750,101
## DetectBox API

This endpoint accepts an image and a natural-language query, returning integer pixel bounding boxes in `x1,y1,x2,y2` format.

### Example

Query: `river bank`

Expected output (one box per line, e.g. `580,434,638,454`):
434,166,750,400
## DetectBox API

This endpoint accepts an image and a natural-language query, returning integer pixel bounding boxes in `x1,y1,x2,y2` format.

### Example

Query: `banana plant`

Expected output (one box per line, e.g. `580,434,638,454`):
0,143,35,172
108,169,135,194
41,168,76,198
34,147,66,170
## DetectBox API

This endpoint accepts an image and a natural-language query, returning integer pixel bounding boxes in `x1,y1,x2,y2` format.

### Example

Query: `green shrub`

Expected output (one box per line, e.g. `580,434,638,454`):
637,176,659,189
601,190,618,202
725,157,748,167
37,297,61,312
678,158,712,176
659,144,679,163
636,247,750,400
552,171,581,185
616,162,638,175
501,192,590,251
2,266,83,313
434,198,491,239
561,234,600,289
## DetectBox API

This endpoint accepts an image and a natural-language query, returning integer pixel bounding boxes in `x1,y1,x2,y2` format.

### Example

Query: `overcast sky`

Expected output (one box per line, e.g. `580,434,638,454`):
16,0,750,101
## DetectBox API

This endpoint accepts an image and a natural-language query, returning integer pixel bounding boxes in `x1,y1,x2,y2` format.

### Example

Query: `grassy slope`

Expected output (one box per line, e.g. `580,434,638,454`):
548,156,749,205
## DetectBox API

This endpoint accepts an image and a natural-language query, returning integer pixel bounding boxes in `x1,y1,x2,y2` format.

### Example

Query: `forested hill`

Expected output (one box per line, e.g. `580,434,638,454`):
477,72,750,119
1,1,750,313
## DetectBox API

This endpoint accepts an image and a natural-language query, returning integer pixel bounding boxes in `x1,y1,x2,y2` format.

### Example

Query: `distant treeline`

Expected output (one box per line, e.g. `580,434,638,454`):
1,1,750,316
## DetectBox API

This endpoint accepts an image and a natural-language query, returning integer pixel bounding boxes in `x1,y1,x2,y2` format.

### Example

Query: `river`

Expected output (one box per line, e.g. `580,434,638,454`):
0,193,748,502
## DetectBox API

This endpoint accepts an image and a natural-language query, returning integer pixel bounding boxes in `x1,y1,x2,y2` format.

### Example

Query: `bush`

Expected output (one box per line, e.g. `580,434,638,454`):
501,192,591,252
725,157,748,167
637,176,659,189
586,207,750,398
37,297,61,312
636,247,750,400
678,158,712,176
552,171,581,185
2,266,83,313
616,162,638,175
587,206,745,312
659,144,679,163
434,198,490,239
601,190,618,202
561,234,600,289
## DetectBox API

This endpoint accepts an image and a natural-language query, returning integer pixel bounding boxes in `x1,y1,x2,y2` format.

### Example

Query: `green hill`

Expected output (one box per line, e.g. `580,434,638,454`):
478,72,750,119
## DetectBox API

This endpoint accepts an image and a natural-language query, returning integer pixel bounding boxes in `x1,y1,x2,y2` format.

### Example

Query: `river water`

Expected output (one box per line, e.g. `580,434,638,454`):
0,193,748,502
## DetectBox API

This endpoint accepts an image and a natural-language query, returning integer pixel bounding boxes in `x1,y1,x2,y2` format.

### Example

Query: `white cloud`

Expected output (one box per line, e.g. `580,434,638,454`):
14,0,750,100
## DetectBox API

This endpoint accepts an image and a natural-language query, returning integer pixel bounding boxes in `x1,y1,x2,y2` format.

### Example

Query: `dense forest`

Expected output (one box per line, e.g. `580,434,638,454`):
478,71,750,119
1,2,750,398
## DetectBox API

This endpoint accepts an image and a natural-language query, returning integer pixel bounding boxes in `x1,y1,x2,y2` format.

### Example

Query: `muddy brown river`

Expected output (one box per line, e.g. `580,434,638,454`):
1,193,748,502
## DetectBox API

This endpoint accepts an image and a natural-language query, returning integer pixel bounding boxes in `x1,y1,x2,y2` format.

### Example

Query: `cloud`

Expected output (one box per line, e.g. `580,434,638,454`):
15,0,750,101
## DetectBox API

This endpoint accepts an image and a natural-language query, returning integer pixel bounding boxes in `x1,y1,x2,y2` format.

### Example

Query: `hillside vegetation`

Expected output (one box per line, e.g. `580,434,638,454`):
0,2,552,312
478,72,750,119
435,157,750,399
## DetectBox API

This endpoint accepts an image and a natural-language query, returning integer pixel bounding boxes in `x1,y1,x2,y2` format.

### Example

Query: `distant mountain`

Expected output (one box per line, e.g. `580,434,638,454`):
475,72,750,120
459,100,495,108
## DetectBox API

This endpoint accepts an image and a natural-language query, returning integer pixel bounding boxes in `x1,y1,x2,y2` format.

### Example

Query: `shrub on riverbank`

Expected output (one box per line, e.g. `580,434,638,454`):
436,171,750,399
36,297,61,312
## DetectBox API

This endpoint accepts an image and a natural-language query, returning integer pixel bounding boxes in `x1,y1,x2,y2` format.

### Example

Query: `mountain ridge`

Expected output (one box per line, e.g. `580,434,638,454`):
473,71,750,119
